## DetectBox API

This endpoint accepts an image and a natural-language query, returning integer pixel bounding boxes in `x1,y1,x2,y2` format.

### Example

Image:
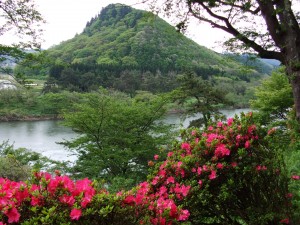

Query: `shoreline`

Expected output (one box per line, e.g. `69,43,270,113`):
0,107,248,122
0,115,63,122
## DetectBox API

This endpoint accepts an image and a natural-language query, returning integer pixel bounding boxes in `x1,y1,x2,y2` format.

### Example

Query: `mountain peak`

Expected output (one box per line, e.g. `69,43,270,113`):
84,3,138,33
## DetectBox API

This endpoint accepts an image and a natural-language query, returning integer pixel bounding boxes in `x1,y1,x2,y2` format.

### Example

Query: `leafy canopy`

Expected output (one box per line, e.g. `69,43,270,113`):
61,89,174,190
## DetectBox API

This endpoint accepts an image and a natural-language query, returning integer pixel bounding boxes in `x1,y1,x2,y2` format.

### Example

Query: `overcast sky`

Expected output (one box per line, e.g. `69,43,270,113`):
34,0,229,51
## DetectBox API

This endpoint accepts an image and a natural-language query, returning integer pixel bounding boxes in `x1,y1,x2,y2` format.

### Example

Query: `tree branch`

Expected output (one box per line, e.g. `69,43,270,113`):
188,1,283,60
256,0,285,48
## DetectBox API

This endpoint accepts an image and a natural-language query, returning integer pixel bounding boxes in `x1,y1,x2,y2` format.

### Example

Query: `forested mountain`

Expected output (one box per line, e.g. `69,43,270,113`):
19,4,266,95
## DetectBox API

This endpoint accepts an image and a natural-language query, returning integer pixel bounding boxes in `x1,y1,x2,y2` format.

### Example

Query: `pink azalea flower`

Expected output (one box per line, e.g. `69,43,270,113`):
256,165,261,171
209,170,217,180
81,195,93,208
198,180,203,187
215,144,230,157
279,218,290,224
206,133,218,143
123,195,136,205
181,185,190,197
262,166,267,170
177,161,183,168
166,176,175,184
169,202,178,218
217,121,223,127
245,140,250,149
178,209,190,221
154,154,159,160
197,167,202,175
256,165,267,171
59,194,75,206
216,163,223,169
70,208,82,220
286,193,293,198
227,118,234,126
152,176,160,185
231,162,238,167
167,151,173,157
181,142,191,155
291,175,300,180
5,208,20,223
31,196,42,206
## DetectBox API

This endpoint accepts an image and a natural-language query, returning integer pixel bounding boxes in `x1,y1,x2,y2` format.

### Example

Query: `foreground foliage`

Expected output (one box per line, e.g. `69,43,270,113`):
0,113,298,224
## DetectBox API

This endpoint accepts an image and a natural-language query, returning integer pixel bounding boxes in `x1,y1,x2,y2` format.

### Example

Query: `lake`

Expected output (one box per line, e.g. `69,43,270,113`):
0,108,250,162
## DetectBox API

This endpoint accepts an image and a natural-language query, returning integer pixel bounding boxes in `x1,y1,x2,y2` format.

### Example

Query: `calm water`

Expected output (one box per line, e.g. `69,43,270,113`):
0,108,250,161
0,120,77,161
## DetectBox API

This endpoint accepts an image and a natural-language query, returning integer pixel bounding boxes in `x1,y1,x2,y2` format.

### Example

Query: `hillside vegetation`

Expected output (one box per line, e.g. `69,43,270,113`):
14,4,267,99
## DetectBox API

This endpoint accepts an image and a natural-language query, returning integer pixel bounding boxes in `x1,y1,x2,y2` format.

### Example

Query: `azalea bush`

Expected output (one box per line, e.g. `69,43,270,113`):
143,112,294,224
0,112,298,225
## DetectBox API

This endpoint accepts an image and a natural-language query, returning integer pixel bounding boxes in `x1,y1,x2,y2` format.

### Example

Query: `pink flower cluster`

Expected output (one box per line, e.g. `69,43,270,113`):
123,161,191,224
0,172,96,223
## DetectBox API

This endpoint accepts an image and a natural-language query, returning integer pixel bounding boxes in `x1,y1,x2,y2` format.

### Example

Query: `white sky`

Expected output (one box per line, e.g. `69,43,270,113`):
34,0,230,51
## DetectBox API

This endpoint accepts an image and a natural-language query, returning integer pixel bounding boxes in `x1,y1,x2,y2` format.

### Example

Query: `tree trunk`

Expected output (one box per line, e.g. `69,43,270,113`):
286,65,300,121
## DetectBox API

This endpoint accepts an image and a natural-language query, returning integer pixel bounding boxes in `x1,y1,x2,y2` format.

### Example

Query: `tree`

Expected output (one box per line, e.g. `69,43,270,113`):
149,0,300,120
61,89,173,190
0,0,44,72
173,71,227,127
251,67,293,123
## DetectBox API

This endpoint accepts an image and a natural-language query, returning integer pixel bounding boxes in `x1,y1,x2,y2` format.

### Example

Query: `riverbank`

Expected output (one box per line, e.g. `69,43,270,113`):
0,114,63,122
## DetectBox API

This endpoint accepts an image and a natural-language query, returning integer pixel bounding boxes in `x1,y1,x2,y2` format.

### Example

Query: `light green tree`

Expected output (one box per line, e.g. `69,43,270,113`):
61,89,174,190
251,68,293,123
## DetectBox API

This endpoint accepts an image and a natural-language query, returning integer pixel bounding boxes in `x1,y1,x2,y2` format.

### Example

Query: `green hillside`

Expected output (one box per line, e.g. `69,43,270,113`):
49,4,230,71
17,3,264,96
